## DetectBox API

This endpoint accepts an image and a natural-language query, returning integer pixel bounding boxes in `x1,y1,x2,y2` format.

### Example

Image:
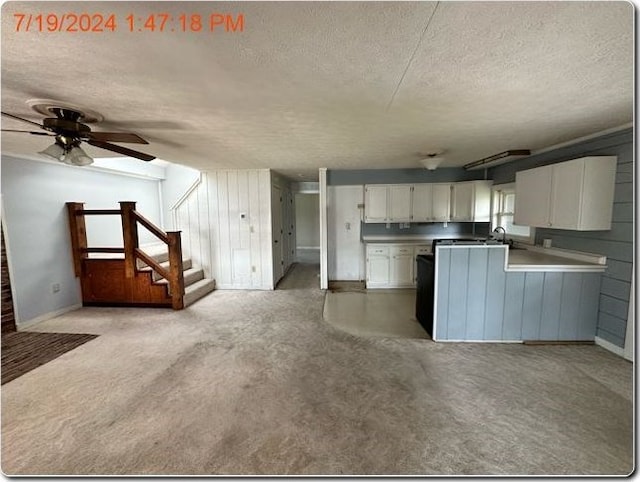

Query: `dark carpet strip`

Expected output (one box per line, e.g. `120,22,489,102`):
2,332,98,385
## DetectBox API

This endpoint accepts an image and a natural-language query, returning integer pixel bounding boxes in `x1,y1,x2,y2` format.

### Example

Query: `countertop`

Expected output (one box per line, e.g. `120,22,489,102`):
362,234,485,244
435,244,607,273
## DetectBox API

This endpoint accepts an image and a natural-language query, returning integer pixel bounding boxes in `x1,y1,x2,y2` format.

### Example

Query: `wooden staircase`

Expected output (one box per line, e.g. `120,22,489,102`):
67,201,215,310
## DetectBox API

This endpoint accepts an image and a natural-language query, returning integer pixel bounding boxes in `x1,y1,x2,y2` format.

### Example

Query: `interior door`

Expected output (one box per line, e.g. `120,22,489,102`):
328,185,364,280
271,186,284,283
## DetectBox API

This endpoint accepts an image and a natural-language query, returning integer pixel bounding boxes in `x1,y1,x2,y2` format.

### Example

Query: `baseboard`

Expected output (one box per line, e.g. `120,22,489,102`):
433,339,523,343
594,336,626,358
297,246,320,250
16,304,83,330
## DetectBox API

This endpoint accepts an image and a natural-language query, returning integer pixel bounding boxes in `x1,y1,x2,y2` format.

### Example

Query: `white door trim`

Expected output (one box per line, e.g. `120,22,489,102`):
319,168,328,290
624,272,634,361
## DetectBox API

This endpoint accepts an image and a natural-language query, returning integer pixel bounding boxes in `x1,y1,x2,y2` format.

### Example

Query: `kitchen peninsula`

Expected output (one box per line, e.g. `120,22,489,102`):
432,243,606,342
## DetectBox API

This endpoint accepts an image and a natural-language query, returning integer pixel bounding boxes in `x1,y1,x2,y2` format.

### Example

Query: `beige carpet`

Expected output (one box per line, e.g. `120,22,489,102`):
1,263,633,475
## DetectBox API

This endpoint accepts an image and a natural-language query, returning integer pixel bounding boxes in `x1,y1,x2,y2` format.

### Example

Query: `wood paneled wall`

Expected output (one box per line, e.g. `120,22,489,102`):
490,128,633,348
172,170,275,290
435,246,601,342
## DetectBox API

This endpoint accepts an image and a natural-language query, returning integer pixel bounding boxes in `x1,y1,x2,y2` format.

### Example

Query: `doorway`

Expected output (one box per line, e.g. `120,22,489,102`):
295,192,320,264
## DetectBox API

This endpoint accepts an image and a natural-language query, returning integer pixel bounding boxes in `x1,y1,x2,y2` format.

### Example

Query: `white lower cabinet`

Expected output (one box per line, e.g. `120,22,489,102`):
390,246,414,286
366,243,430,288
366,246,390,287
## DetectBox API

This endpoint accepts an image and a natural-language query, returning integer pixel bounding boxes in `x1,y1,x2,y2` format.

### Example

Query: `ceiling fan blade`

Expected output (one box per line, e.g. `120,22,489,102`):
85,131,149,144
1,129,53,136
87,140,155,162
1,111,45,129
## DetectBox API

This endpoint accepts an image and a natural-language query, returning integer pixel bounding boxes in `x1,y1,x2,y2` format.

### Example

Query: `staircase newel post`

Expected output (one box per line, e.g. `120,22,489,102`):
66,202,88,277
167,231,184,310
119,202,139,278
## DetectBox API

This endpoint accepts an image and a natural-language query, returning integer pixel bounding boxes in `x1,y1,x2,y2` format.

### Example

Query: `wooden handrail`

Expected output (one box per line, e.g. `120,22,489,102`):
132,210,169,244
77,209,122,216
66,202,88,277
134,248,171,280
67,200,185,310
82,247,125,254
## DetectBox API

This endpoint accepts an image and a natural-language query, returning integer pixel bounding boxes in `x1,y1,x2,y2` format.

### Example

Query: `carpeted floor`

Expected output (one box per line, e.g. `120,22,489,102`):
1,263,633,475
1,331,98,384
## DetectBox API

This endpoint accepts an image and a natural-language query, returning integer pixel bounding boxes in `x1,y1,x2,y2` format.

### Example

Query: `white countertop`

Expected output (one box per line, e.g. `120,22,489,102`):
363,234,485,244
436,244,607,273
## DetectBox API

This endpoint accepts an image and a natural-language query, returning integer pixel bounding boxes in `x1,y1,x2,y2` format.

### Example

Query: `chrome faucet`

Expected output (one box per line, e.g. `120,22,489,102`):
493,226,506,244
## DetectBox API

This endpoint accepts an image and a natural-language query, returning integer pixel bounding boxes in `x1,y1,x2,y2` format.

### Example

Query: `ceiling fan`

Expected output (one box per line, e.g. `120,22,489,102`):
1,107,156,165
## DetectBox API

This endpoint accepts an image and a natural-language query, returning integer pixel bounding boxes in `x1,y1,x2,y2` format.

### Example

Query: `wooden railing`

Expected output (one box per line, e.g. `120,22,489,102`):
66,201,184,309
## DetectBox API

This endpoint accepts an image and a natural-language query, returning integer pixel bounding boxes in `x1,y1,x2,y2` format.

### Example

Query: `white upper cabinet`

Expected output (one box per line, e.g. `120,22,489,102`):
364,184,411,223
451,181,492,222
514,165,552,228
388,185,412,222
411,184,433,222
431,184,452,222
451,183,474,221
515,156,617,231
412,183,452,222
364,181,490,224
364,185,388,223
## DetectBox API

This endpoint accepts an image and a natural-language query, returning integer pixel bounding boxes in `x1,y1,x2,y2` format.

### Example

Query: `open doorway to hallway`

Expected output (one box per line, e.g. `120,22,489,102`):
293,183,320,265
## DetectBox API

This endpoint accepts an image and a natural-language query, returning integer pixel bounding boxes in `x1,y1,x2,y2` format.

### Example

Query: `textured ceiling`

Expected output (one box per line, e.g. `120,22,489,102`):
1,1,633,180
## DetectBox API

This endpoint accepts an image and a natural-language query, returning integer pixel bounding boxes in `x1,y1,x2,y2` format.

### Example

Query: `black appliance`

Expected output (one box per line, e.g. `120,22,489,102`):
415,254,435,335
415,238,487,336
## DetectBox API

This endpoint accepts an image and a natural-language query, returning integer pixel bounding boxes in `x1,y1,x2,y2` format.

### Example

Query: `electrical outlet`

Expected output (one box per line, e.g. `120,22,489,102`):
52,283,60,293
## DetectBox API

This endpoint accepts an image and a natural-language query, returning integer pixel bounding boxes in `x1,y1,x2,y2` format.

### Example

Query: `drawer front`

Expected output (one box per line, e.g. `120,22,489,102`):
390,245,413,256
414,245,431,255
367,245,389,256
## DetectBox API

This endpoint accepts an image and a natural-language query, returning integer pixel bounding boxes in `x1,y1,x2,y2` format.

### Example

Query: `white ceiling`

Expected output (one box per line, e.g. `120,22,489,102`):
1,1,633,180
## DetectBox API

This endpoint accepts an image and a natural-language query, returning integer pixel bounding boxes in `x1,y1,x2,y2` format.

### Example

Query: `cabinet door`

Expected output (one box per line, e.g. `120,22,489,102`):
431,184,451,221
550,160,584,230
364,185,388,223
514,165,552,227
388,185,412,222
367,255,390,285
452,183,474,222
411,184,433,222
390,250,414,285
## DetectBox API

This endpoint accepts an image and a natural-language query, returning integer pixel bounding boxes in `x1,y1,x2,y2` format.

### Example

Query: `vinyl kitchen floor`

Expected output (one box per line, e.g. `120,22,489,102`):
323,289,430,339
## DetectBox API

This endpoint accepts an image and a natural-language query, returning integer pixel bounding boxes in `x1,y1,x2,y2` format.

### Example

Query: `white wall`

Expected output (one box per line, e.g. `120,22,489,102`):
161,162,201,229
1,155,163,325
295,193,319,248
172,169,275,289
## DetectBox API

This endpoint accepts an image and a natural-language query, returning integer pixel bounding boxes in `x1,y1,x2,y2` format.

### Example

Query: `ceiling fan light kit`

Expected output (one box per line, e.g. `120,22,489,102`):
38,142,66,162
64,145,94,166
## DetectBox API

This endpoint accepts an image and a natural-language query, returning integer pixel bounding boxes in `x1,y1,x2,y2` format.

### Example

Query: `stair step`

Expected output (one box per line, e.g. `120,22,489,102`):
183,278,216,307
140,259,192,281
155,267,204,288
